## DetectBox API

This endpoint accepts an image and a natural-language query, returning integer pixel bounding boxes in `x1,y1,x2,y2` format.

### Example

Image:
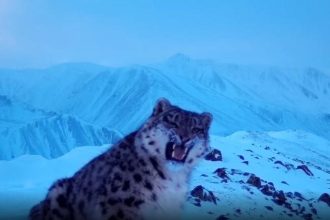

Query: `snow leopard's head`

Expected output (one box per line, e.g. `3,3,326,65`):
137,98,212,168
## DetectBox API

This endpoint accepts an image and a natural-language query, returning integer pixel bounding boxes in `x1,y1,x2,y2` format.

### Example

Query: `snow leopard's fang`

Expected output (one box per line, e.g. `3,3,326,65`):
165,142,191,162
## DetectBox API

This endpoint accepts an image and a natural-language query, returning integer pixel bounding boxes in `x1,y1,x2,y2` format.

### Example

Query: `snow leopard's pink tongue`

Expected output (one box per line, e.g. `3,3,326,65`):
173,146,186,161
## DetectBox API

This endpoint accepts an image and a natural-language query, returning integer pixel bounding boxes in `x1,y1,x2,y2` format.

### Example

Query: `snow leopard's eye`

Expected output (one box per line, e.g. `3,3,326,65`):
163,115,179,128
167,121,179,128
192,127,204,134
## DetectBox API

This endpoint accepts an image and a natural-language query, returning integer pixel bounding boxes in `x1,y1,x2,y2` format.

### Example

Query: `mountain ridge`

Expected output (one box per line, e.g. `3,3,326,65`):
0,54,329,159
0,96,121,159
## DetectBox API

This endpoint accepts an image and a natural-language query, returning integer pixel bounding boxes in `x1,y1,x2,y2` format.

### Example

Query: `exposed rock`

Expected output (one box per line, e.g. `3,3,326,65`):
261,183,275,196
284,202,293,211
229,169,246,175
238,155,245,160
274,160,294,170
214,168,230,182
318,193,330,207
247,174,262,188
268,156,276,161
193,201,201,207
302,213,313,220
285,192,294,199
274,160,285,166
242,160,249,165
216,215,229,220
265,206,273,211
294,192,305,201
297,165,313,176
190,185,218,205
272,190,287,205
205,149,222,161
191,185,204,199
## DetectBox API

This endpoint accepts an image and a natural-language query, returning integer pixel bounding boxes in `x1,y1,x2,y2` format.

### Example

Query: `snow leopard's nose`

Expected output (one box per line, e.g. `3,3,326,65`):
179,136,190,145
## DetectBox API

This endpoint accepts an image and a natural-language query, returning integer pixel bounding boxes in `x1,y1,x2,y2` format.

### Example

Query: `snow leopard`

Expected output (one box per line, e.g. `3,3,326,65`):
29,98,213,220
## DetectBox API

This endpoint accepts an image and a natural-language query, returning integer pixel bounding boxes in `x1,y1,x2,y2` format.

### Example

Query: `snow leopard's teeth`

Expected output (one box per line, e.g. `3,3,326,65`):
172,144,188,160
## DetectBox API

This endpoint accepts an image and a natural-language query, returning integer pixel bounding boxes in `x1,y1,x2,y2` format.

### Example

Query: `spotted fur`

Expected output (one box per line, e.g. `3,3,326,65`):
29,98,212,220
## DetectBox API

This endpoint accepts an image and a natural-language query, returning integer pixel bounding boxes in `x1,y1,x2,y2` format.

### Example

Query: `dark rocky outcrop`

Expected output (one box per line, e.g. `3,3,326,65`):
242,160,249,165
261,183,275,196
214,168,230,182
294,192,305,201
247,174,262,188
191,185,218,205
216,215,229,220
205,149,222,161
265,206,273,211
274,160,294,170
297,165,313,176
272,190,287,205
318,193,330,207
238,155,245,160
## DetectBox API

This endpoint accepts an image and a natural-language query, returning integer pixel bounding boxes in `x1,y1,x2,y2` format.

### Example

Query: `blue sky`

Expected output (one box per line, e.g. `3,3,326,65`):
0,0,329,69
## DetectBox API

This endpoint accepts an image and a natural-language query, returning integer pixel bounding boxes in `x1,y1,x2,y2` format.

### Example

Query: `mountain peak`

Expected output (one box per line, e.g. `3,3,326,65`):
167,53,192,63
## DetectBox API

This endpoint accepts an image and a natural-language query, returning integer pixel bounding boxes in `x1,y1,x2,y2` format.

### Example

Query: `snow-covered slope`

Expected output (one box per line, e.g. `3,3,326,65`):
60,66,227,133
186,130,330,219
0,131,329,219
0,95,47,131
0,95,121,159
0,145,108,220
158,54,330,138
162,54,330,114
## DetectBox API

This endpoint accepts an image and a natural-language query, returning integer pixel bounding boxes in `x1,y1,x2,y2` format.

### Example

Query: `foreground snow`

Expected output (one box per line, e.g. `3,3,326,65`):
0,145,108,220
0,130,329,219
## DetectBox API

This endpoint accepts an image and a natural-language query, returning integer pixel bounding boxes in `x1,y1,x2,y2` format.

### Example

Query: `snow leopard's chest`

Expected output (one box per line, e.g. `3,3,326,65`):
140,168,189,219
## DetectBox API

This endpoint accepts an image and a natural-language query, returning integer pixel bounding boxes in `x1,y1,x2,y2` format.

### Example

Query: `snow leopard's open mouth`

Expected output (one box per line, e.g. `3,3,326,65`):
165,142,191,163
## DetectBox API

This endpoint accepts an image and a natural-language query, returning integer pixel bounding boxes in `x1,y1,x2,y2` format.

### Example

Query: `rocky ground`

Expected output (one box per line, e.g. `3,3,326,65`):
184,131,330,220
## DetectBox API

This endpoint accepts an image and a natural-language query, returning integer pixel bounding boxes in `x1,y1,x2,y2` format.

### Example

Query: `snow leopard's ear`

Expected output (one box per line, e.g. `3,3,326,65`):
152,98,171,116
201,112,213,129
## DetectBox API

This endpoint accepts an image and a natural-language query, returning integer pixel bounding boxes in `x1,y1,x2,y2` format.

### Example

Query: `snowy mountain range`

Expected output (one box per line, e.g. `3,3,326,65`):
0,54,330,159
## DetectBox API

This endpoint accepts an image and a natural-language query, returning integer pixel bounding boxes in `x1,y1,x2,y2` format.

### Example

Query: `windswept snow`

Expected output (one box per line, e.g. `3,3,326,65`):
0,131,329,219
0,145,109,220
